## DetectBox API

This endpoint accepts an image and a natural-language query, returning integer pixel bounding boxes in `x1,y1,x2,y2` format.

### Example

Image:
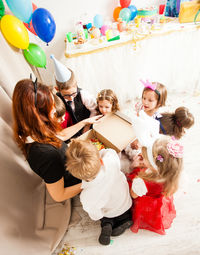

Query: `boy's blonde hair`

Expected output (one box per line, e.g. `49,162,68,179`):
96,89,120,114
140,136,183,196
53,94,66,118
142,82,167,107
66,139,101,181
160,107,194,139
56,69,77,91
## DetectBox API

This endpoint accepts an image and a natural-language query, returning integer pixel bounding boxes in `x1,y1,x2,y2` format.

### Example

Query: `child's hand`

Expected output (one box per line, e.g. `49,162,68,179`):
130,153,147,169
130,189,138,199
130,139,140,150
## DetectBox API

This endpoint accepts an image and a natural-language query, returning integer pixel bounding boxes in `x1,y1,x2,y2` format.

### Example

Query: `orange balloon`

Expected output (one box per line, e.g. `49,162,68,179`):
113,6,122,22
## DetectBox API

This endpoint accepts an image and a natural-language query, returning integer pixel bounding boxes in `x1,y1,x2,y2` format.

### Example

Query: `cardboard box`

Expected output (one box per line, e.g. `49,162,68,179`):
79,111,136,153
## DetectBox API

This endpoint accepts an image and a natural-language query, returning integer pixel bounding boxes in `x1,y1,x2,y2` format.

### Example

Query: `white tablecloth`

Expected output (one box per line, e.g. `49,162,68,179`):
62,26,200,106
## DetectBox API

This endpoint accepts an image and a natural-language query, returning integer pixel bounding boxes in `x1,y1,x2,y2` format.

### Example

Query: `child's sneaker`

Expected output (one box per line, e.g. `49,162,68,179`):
98,223,112,245
111,220,133,236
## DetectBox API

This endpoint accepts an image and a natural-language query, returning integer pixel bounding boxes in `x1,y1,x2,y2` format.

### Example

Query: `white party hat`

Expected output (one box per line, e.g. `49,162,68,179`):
50,55,71,83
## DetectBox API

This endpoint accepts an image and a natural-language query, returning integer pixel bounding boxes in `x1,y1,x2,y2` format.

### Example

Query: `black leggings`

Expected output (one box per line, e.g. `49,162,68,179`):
100,208,132,228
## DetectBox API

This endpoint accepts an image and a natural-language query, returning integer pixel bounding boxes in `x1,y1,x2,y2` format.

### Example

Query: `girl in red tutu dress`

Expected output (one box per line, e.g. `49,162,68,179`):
127,135,183,235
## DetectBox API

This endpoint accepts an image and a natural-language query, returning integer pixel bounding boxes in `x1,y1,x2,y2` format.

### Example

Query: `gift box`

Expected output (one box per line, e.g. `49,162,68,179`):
78,112,136,153
179,0,200,23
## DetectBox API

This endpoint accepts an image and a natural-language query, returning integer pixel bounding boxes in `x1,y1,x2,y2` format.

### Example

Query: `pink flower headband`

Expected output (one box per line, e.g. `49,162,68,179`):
140,79,160,98
167,137,184,158
156,137,183,164
147,136,183,170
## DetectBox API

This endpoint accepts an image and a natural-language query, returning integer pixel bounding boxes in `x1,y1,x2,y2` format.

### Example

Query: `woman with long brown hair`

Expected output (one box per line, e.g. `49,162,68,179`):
12,78,102,202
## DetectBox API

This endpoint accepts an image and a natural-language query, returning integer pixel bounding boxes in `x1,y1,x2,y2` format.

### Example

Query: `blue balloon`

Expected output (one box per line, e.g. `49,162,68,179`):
128,5,138,20
32,8,56,44
93,14,103,28
5,0,32,23
119,8,131,23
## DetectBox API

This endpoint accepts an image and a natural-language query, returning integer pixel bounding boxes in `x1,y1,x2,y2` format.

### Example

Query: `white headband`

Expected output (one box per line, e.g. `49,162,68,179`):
147,146,158,170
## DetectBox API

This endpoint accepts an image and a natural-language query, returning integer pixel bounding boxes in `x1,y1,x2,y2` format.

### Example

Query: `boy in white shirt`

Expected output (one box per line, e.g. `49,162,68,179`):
66,139,133,245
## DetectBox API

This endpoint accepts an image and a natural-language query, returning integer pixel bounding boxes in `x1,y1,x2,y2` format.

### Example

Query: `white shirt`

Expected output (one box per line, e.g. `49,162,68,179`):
80,149,132,221
65,89,97,117
131,110,160,147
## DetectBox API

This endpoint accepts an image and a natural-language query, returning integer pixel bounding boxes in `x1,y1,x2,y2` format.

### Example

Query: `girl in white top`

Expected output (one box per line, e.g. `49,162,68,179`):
66,139,132,246
125,80,168,163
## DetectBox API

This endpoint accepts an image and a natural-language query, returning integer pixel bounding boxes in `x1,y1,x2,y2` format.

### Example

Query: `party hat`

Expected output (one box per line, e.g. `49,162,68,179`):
50,55,71,82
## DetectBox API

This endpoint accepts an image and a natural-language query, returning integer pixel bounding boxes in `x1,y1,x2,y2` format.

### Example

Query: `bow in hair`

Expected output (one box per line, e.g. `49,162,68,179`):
140,79,157,91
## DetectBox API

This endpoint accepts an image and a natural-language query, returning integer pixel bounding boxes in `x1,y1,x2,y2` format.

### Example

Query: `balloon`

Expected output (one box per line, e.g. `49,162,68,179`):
0,0,5,19
5,0,32,23
119,8,131,22
113,6,122,21
93,14,103,28
32,8,56,44
24,3,37,36
0,15,29,49
23,43,46,68
100,25,109,36
120,0,131,8
128,5,138,20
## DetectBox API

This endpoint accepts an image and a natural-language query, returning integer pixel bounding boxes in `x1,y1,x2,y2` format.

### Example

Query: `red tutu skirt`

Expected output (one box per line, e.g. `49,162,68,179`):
127,168,176,235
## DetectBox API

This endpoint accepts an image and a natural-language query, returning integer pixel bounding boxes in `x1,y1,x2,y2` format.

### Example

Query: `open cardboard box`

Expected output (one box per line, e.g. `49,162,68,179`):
79,111,136,153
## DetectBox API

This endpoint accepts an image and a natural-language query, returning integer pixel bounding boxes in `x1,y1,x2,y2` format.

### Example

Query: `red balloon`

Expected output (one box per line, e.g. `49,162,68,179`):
24,3,37,36
120,0,131,8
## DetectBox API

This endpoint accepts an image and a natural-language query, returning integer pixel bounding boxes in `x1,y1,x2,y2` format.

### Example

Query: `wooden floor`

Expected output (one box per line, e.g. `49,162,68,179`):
54,92,200,255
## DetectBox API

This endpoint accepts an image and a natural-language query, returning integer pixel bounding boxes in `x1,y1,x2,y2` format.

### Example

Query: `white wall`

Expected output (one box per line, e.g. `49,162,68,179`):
27,0,159,84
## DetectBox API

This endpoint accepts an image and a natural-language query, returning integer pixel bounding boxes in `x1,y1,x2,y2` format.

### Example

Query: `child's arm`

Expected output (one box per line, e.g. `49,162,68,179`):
82,204,104,221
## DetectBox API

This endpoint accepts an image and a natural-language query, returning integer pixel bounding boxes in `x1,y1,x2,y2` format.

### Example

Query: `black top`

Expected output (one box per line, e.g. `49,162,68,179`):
27,141,81,187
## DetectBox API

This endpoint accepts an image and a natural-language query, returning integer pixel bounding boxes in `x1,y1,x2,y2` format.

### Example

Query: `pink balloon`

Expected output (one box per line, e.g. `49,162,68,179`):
100,25,108,36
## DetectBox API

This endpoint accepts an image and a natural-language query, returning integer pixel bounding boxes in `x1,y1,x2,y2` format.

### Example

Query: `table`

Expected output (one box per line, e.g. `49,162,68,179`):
63,20,200,106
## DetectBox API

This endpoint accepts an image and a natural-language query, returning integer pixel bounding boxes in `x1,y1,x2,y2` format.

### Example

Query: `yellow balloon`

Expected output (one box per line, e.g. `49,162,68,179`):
0,15,29,49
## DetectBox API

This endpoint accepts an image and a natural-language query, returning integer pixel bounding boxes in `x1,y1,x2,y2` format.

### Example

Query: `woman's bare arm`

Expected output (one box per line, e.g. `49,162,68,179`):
46,178,82,202
57,115,102,141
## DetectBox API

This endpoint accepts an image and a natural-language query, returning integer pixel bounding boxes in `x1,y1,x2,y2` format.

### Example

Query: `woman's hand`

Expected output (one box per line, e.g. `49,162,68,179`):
82,115,103,125
57,115,103,141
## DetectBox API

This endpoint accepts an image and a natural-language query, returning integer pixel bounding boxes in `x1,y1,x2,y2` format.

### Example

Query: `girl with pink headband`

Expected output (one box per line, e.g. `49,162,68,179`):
136,79,167,118
127,135,183,235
